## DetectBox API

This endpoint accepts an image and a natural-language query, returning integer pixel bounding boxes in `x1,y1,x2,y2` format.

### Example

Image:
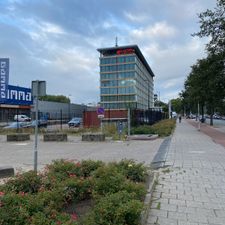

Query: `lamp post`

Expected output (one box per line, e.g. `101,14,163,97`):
68,94,71,120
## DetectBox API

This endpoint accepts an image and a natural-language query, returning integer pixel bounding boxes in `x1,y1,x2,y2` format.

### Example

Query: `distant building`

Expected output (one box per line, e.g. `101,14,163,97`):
97,45,155,110
0,85,32,122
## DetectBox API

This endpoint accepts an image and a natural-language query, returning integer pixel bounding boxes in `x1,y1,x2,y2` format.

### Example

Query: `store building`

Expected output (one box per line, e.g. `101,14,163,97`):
97,45,155,110
0,85,32,122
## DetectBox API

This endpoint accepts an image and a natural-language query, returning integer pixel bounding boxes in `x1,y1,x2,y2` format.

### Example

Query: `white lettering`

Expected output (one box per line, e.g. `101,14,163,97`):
0,62,6,68
1,92,6,98
1,69,6,75
18,91,25,101
25,92,31,101
10,90,17,100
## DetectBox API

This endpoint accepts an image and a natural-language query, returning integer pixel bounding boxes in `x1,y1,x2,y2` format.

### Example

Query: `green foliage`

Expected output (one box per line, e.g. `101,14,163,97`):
1,171,42,193
0,159,148,225
193,0,225,54
39,95,70,103
182,53,225,123
131,119,176,137
171,98,183,114
115,159,147,182
84,191,143,225
130,125,154,135
80,160,105,177
151,119,176,137
92,165,125,197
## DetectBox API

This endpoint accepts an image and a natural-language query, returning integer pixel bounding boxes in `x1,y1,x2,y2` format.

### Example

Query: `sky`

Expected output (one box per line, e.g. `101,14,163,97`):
0,0,217,104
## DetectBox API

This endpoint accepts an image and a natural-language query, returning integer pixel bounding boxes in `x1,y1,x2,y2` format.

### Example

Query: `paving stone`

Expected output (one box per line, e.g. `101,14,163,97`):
146,120,225,225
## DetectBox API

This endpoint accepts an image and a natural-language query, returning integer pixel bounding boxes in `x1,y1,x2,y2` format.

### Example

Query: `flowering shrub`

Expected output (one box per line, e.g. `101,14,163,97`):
114,159,148,182
92,165,125,197
0,159,149,225
1,170,42,193
80,160,104,177
84,191,143,225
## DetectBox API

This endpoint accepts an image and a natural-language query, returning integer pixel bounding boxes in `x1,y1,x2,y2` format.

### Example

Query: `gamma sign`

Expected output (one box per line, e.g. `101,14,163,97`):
97,107,105,118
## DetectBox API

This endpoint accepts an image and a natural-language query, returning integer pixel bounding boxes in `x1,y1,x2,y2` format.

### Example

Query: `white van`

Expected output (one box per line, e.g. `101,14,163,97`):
14,114,31,122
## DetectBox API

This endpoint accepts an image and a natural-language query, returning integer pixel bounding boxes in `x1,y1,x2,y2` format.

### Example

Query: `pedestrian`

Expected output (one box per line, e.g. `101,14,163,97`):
179,115,182,123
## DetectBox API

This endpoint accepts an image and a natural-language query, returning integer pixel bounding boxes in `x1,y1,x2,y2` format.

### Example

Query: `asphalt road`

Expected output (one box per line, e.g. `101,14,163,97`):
0,135,163,172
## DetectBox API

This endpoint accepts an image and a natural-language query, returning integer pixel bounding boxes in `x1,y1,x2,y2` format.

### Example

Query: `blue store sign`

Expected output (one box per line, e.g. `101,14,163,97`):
0,58,9,103
0,85,32,105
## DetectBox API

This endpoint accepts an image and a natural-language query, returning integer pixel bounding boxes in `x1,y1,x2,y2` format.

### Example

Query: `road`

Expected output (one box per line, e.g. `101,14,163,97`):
0,135,163,172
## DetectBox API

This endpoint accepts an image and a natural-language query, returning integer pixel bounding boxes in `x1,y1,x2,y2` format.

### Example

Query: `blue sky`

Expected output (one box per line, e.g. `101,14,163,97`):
0,0,216,104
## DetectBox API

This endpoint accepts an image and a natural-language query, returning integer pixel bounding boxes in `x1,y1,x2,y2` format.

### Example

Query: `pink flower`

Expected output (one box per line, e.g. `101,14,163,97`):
71,213,78,221
69,173,76,178
18,192,25,196
76,162,81,167
56,221,62,225
0,192,5,197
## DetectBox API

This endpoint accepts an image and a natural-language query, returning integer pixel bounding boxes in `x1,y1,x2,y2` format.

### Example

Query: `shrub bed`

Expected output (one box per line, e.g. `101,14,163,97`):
0,159,148,225
131,119,176,137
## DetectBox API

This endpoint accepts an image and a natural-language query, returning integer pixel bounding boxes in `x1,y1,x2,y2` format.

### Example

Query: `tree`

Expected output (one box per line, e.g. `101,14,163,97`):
154,100,168,113
170,98,183,114
193,0,225,54
182,53,225,125
39,95,70,103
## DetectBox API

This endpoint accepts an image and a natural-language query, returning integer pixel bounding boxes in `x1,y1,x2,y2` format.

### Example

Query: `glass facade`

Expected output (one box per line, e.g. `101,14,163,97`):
98,46,154,110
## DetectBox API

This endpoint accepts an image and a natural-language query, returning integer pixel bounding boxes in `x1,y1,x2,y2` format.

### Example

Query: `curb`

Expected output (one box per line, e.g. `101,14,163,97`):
140,171,158,225
0,166,14,178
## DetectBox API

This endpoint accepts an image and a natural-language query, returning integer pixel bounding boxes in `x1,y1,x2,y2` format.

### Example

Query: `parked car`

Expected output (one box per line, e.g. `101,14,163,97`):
14,114,31,122
68,117,82,127
30,119,48,128
3,121,32,129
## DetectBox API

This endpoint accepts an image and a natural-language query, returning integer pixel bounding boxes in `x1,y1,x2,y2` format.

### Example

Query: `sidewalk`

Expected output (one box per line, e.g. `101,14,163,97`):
147,119,225,225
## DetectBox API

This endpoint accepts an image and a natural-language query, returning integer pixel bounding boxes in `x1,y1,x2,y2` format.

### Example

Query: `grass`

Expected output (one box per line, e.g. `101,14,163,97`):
156,202,161,210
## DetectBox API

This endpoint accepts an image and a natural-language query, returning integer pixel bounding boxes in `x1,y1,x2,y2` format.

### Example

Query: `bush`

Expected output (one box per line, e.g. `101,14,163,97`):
59,177,93,203
0,159,148,225
130,119,176,137
130,125,154,135
84,191,143,225
151,119,176,137
1,170,42,194
92,165,125,197
80,160,105,177
114,159,148,182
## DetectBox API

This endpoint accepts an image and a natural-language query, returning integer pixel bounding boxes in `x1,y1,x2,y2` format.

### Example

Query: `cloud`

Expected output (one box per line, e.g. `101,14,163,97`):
131,21,177,41
0,0,215,104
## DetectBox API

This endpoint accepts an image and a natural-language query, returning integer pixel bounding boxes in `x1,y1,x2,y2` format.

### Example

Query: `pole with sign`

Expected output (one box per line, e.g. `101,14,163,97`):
31,80,46,172
97,107,104,132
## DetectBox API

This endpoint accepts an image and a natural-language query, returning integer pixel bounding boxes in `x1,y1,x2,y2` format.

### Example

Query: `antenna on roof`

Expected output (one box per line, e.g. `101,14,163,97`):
115,36,118,47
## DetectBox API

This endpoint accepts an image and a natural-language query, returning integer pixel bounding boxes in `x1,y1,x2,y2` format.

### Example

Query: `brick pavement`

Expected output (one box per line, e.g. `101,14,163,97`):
147,119,225,225
188,119,225,148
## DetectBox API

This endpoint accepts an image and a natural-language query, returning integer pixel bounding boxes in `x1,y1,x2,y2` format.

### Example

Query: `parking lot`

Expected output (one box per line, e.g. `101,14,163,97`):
0,135,163,172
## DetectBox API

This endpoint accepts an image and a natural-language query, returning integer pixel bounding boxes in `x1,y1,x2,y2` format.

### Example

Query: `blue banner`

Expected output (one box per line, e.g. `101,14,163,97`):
0,58,9,103
5,85,32,105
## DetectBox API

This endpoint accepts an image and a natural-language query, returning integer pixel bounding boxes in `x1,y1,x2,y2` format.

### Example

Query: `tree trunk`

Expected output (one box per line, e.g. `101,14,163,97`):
210,114,213,126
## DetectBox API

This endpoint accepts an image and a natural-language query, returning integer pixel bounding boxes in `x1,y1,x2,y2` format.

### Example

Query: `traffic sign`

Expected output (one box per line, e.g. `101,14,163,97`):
97,107,105,115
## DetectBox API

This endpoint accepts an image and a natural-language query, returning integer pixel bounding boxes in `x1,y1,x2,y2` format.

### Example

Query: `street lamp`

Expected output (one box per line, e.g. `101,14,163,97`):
68,94,71,120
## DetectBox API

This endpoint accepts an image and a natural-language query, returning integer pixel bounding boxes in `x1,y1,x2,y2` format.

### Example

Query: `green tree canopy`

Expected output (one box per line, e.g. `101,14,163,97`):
182,53,225,124
39,95,70,103
193,0,225,54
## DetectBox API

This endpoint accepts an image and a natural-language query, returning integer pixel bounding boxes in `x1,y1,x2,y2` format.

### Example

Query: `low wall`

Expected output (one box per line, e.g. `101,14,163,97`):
7,133,30,141
0,166,14,178
82,133,105,142
43,133,67,141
